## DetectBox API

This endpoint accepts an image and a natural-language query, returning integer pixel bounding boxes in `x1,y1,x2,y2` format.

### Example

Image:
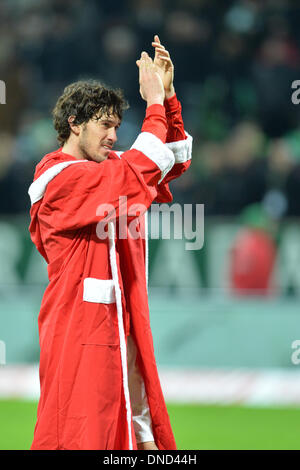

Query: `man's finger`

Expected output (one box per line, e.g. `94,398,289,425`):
152,42,165,50
142,51,152,63
155,48,169,57
140,52,150,69
145,53,154,66
157,56,172,63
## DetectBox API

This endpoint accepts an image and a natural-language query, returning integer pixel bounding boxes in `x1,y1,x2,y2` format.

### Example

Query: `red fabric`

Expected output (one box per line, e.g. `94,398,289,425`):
29,104,189,450
164,93,186,143
230,229,276,295
155,94,191,203
142,103,168,142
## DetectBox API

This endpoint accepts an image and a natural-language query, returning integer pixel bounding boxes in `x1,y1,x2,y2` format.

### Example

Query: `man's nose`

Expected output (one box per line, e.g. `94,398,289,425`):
108,127,118,143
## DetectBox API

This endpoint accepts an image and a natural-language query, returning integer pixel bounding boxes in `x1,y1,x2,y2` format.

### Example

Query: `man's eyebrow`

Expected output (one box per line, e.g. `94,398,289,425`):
96,116,121,126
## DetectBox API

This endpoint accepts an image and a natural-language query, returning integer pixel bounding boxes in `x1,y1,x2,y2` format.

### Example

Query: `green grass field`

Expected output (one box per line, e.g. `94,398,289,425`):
1,399,300,450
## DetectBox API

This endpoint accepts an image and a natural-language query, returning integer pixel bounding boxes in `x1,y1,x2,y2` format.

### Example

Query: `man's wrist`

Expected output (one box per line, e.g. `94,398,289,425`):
147,97,164,107
137,441,158,450
164,91,179,114
165,86,175,100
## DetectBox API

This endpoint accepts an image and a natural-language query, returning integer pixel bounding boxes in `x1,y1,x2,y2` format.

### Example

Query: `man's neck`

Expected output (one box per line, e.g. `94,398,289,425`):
62,141,85,160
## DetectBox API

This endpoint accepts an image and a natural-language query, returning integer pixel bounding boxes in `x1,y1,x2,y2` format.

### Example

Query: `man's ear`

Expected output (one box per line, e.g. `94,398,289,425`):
68,115,81,136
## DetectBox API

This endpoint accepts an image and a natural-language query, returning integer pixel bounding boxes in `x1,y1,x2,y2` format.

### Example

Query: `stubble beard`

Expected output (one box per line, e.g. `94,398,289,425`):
78,128,106,163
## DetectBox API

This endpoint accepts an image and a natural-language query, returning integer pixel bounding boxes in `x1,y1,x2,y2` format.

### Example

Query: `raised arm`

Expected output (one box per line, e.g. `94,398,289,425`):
150,35,193,200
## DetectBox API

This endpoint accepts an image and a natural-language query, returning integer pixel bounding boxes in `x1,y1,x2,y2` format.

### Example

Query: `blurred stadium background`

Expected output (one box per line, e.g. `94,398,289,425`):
1,0,300,450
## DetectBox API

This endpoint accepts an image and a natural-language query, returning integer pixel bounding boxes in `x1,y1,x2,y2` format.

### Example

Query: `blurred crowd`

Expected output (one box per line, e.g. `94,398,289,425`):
1,0,300,220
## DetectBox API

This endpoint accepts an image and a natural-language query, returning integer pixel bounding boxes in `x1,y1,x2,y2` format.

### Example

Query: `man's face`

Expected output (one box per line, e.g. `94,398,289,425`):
78,111,121,163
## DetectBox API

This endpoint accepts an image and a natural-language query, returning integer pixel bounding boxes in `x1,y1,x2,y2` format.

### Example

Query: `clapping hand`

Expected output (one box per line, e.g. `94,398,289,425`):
151,35,175,99
137,51,165,106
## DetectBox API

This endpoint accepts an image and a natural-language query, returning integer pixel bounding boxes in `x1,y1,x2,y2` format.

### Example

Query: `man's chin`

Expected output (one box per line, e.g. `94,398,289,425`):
98,148,111,161
89,153,109,163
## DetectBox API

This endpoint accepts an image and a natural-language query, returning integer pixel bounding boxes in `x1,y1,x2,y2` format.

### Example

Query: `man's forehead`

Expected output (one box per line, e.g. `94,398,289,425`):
93,111,121,125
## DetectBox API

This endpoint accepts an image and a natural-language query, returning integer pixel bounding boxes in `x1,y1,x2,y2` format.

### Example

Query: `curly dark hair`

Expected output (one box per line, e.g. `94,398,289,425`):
52,80,129,145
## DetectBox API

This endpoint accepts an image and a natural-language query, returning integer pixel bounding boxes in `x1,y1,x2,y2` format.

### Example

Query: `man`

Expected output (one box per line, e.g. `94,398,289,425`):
28,35,192,450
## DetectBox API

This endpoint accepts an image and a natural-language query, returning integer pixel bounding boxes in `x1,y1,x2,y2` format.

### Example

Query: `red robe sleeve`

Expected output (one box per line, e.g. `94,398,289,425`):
155,94,192,203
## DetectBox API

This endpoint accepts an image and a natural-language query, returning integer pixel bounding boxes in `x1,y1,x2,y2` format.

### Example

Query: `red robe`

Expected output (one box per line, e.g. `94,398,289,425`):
28,96,192,450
